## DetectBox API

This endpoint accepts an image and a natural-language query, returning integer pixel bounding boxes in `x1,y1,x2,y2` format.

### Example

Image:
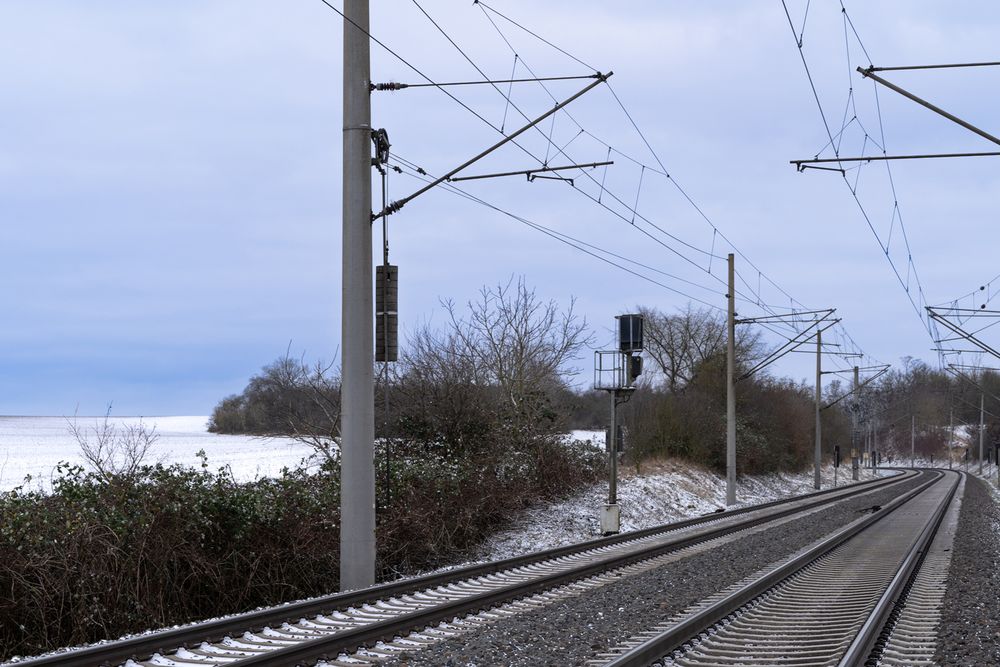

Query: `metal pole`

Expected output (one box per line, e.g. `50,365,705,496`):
340,0,376,591
949,408,953,470
863,423,868,471
869,422,874,472
726,253,737,505
380,166,391,507
852,366,860,481
980,392,986,475
609,391,618,505
873,417,878,470
910,415,915,468
814,329,821,490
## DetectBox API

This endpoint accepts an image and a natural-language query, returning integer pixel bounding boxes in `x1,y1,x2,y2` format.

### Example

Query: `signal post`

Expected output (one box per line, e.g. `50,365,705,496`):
595,314,644,535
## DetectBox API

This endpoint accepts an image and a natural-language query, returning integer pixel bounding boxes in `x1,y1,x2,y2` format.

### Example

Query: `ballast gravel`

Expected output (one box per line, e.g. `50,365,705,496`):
381,474,924,667
933,474,1000,666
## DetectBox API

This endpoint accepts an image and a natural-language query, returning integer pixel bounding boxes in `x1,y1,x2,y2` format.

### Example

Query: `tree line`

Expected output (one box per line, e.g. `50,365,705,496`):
212,288,1000,473
210,287,854,476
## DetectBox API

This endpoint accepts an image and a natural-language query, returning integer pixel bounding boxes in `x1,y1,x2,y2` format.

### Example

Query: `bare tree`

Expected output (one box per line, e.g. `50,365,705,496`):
444,277,592,413
639,305,762,392
282,358,342,464
208,350,342,465
393,278,592,454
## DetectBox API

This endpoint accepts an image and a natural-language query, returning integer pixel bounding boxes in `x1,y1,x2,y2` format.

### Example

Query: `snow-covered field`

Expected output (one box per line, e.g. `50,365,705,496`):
0,416,317,492
479,458,891,560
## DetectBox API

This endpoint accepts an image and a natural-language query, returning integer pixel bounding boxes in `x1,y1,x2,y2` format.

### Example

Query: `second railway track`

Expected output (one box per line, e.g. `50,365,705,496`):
593,469,961,667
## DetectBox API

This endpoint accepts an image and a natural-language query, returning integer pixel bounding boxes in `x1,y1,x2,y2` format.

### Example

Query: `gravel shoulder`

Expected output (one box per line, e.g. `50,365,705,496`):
934,474,1000,665
381,474,923,667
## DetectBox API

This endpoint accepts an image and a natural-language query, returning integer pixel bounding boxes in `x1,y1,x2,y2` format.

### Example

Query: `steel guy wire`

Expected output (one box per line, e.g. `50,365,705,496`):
477,0,819,320
782,0,936,346
389,157,726,311
404,0,730,277
935,271,1000,309
478,1,670,180
390,155,832,355
477,0,876,356
483,14,819,335
388,152,724,299
476,2,828,328
391,155,827,350
329,0,873,366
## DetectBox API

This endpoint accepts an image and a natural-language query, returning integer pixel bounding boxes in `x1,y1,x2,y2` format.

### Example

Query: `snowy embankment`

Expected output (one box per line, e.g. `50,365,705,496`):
0,416,317,492
479,442,889,561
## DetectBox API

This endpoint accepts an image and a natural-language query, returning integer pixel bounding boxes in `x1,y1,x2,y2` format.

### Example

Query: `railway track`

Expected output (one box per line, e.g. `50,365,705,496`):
14,471,916,667
593,469,961,667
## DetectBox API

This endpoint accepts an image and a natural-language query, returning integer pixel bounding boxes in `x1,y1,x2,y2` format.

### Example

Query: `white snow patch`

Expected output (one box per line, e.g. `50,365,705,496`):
479,459,890,560
0,416,320,492
567,429,606,446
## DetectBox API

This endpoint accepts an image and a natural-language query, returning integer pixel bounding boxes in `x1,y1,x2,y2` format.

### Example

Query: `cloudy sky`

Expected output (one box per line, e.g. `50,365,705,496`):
3,1,999,416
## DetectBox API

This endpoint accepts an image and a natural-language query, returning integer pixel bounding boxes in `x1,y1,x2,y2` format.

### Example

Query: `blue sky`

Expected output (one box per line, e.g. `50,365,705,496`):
3,1,1000,415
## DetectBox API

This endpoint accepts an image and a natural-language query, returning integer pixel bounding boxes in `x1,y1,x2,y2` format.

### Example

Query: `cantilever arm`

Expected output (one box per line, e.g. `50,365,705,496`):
858,66,1000,147
374,72,612,219
821,365,890,411
927,307,1000,361
738,314,838,382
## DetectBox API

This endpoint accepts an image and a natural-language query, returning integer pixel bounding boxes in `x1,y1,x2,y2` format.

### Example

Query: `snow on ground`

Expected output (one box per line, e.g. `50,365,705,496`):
0,416,318,492
479,457,891,561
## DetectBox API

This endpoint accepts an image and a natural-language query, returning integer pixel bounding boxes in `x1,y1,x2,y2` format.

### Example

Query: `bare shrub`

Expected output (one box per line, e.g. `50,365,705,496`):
68,406,159,482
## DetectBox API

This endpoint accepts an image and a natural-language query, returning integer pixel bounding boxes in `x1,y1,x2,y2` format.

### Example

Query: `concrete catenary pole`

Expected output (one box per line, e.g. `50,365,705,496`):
340,0,376,591
910,415,915,468
852,366,860,481
726,253,737,506
980,392,985,475
814,329,821,490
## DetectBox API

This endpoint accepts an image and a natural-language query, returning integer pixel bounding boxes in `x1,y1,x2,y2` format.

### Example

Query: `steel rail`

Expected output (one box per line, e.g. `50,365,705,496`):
234,471,917,667
601,469,946,667
875,475,965,666
839,471,961,666
16,471,911,667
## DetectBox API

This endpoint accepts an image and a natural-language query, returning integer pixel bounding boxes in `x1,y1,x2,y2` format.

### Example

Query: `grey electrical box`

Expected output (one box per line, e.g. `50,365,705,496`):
376,264,398,362
617,314,643,352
